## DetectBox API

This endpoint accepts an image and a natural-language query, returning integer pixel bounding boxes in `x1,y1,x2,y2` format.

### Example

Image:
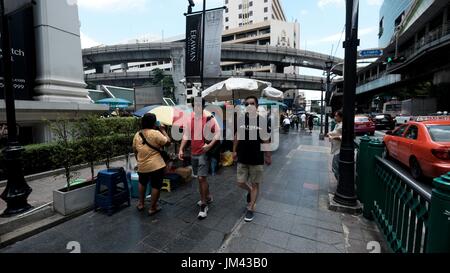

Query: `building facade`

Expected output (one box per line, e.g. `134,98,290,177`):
378,0,414,48
221,0,300,74
0,0,107,145
224,0,287,30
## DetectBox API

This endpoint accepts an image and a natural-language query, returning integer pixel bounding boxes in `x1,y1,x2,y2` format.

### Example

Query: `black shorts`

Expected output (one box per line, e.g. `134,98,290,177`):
138,168,165,190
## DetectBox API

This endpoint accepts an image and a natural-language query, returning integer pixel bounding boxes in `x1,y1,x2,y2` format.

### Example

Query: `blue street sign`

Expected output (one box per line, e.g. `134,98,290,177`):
358,49,383,58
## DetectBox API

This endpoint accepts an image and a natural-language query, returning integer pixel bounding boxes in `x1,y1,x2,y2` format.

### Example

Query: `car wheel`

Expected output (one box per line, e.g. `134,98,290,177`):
410,157,423,180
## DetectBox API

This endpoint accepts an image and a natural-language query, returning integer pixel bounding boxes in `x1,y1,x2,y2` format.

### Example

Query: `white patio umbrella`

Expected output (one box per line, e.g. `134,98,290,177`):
262,86,284,101
202,77,271,102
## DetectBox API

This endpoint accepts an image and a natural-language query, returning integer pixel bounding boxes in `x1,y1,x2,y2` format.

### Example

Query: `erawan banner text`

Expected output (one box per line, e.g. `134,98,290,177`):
185,13,202,78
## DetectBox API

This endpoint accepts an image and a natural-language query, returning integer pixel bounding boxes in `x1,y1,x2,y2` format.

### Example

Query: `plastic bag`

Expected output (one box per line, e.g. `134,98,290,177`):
220,151,234,167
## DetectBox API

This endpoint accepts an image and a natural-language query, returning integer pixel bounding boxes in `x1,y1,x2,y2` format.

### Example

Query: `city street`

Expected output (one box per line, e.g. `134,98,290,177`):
0,0,448,258
0,131,386,253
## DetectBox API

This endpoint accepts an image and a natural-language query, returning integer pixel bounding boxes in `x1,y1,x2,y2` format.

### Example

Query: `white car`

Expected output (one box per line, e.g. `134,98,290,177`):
395,115,413,125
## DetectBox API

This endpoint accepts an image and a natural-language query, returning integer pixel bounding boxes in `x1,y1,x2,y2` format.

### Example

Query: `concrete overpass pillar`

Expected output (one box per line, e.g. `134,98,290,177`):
94,64,111,74
170,47,186,104
94,64,103,74
33,0,90,103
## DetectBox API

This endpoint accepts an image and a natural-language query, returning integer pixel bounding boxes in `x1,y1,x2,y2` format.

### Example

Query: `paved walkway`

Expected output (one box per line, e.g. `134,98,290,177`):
0,129,387,253
0,158,133,216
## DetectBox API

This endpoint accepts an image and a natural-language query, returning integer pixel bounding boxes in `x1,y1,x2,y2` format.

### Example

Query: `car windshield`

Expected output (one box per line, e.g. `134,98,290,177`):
427,125,450,142
355,117,369,122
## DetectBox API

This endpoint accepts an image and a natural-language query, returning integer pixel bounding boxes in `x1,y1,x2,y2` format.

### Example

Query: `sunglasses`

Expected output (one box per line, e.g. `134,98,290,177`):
245,102,256,106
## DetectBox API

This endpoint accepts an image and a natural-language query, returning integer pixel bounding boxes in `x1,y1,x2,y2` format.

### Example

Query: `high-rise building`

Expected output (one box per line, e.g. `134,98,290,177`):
221,0,300,74
378,0,414,48
223,0,287,30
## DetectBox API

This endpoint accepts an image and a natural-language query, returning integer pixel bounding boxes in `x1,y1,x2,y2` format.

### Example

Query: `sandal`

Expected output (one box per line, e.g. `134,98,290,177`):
136,205,145,212
148,207,162,216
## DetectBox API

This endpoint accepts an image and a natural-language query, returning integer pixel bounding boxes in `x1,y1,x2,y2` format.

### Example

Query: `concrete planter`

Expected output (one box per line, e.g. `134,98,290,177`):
53,181,96,216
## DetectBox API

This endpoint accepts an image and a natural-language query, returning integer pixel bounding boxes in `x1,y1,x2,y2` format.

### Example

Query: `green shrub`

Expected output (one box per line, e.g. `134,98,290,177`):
0,117,140,181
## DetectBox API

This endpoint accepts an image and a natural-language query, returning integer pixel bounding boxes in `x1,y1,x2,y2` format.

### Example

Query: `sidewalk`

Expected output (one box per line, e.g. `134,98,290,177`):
0,130,387,253
0,158,133,214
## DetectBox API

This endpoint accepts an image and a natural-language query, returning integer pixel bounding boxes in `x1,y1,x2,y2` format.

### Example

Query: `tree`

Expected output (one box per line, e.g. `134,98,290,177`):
97,118,117,170
48,116,80,191
76,115,103,181
152,68,175,100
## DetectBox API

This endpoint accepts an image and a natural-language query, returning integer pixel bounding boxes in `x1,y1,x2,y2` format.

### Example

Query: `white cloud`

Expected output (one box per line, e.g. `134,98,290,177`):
367,0,383,6
309,26,377,45
80,32,102,48
317,0,344,9
193,0,225,7
76,0,148,12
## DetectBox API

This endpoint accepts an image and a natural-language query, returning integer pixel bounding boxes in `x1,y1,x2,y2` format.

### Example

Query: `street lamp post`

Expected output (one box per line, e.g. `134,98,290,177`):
0,0,32,217
319,79,324,140
325,60,333,136
199,0,206,95
333,0,359,207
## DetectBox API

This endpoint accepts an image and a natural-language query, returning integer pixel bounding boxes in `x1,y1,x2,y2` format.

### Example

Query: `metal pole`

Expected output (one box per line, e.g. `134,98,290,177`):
200,0,206,94
319,79,324,140
333,0,359,207
325,67,331,135
0,0,32,217
133,83,137,112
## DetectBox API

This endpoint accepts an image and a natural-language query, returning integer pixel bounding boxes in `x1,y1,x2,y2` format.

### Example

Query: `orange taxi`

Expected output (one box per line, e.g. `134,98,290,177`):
383,117,450,179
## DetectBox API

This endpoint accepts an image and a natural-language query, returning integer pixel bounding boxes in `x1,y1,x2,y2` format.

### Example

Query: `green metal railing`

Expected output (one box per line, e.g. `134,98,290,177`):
373,156,431,253
355,138,450,253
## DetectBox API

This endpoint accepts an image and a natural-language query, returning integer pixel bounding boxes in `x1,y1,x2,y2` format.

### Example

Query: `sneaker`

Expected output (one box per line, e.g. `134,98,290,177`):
197,196,213,206
198,204,208,220
244,210,254,222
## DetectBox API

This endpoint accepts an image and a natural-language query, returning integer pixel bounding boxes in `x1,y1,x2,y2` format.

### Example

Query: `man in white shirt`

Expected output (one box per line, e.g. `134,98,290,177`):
327,110,343,180
301,113,306,130
282,116,291,133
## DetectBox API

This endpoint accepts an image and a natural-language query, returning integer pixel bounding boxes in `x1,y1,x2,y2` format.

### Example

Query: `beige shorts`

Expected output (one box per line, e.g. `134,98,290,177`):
237,163,264,184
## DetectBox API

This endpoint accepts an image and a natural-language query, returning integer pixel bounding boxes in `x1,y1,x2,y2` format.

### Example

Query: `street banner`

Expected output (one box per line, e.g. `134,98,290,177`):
203,9,223,78
185,13,202,77
0,6,36,100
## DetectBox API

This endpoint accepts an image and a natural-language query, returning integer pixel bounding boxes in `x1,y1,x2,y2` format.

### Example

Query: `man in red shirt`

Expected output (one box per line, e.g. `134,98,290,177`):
178,98,220,219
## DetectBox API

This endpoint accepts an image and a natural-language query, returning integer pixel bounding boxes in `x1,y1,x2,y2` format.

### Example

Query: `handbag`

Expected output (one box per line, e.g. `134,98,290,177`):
139,131,171,162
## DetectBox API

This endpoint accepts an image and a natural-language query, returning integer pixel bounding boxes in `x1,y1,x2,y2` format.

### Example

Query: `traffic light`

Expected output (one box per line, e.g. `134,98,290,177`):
385,56,406,64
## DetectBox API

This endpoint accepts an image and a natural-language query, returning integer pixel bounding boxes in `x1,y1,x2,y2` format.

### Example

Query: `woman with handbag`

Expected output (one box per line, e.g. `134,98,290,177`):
133,113,171,216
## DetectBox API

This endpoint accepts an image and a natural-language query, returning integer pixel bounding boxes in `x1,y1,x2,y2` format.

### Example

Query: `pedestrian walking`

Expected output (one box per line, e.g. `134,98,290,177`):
301,113,306,130
282,115,291,133
178,98,220,220
308,114,314,133
289,114,295,129
133,113,171,216
294,115,300,131
327,110,343,180
233,96,272,222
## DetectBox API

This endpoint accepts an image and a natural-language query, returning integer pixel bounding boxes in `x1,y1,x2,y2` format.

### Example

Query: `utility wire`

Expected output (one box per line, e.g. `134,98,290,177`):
332,24,346,62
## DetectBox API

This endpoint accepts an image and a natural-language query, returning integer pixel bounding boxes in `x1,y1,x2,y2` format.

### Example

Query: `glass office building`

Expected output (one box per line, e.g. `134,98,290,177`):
378,0,414,48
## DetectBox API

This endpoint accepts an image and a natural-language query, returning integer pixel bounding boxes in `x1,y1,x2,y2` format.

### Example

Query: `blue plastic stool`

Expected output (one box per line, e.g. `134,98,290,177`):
94,168,131,216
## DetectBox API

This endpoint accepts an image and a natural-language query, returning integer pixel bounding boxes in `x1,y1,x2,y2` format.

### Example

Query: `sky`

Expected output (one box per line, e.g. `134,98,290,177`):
78,0,384,94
